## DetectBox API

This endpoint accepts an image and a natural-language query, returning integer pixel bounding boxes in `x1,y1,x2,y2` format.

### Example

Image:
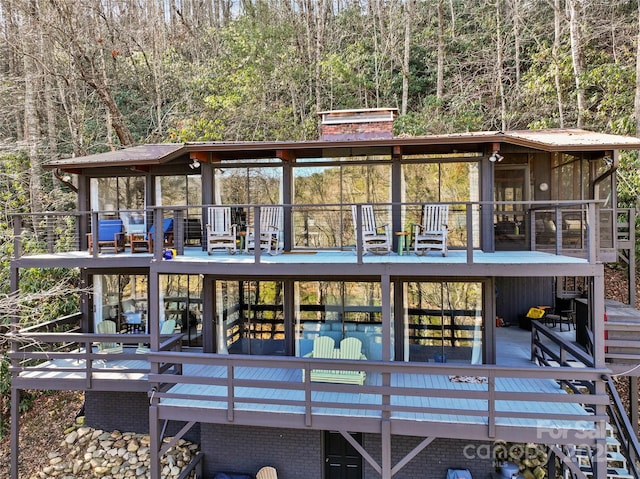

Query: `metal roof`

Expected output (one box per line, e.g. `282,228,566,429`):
45,129,640,170
502,129,640,151
46,144,185,169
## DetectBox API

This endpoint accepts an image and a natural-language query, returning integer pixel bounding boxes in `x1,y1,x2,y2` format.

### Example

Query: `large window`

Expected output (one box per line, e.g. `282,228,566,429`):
404,281,483,364
156,175,202,207
551,153,587,201
214,166,283,231
293,161,391,248
90,176,145,232
402,159,480,247
215,280,284,355
156,175,203,244
295,281,391,360
161,274,203,347
93,274,148,334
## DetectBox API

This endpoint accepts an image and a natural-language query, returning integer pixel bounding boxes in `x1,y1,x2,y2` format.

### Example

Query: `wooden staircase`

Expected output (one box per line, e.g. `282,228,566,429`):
570,424,635,479
605,300,640,372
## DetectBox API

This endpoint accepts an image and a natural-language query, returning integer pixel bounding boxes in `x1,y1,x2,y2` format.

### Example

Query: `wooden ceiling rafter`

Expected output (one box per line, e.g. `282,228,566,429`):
276,149,296,162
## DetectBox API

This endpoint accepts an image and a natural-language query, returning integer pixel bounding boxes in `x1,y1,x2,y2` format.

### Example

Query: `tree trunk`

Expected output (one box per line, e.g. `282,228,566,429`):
401,0,413,115
22,0,43,213
635,0,640,136
496,0,506,131
553,0,565,128
568,0,586,128
436,0,445,103
511,0,521,85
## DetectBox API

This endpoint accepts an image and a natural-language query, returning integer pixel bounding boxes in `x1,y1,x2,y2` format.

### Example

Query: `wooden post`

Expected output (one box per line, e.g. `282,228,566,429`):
149,401,161,479
10,387,20,479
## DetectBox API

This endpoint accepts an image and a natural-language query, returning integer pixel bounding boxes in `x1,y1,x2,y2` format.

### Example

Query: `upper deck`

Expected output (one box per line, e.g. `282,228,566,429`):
11,200,614,278
14,247,597,278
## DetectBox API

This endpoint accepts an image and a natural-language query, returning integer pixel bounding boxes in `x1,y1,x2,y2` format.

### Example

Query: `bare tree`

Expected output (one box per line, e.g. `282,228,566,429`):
47,0,135,147
567,0,586,127
553,0,565,127
401,0,413,115
495,0,506,131
436,0,444,104
19,0,44,213
635,0,640,136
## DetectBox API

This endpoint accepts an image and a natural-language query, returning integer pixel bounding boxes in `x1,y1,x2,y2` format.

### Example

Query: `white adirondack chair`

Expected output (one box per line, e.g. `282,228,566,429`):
256,466,278,479
96,319,123,359
136,319,177,354
206,206,237,254
245,206,282,255
413,204,449,256
351,204,391,255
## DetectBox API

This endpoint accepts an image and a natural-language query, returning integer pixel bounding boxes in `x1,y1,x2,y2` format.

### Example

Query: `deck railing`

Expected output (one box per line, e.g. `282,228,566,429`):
147,351,610,445
8,329,183,389
604,375,640,479
532,320,640,479
12,200,610,263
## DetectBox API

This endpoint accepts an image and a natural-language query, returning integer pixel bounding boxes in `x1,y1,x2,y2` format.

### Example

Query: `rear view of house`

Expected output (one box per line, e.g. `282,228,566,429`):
9,110,640,479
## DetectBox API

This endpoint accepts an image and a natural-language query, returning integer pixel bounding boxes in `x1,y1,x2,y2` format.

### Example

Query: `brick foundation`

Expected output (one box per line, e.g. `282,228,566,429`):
83,391,200,443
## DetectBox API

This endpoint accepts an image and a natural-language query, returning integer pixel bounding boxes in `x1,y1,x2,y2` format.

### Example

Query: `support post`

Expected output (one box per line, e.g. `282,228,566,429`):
631,376,639,437
149,401,161,479
592,272,607,479
381,420,391,479
10,257,20,479
381,274,391,361
10,387,20,479
355,205,363,264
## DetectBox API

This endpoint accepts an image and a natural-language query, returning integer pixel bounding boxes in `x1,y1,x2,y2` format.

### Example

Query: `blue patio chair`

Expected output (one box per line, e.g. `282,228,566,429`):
147,218,174,250
87,219,125,253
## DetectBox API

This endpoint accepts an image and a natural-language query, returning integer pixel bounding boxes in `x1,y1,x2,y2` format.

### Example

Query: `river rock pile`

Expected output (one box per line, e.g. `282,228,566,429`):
30,424,199,479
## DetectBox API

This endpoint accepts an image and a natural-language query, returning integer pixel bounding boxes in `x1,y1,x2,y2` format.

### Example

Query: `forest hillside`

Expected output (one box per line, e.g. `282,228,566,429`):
1,1,640,206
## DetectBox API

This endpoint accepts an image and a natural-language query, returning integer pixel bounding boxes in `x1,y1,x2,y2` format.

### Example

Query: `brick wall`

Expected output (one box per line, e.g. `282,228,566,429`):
321,120,394,141
200,425,495,479
200,423,323,479
83,396,496,479
362,436,495,479
83,391,200,442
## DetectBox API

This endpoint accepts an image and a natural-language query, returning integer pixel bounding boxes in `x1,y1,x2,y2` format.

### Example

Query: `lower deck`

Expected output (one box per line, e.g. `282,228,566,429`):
158,362,595,428
10,323,610,446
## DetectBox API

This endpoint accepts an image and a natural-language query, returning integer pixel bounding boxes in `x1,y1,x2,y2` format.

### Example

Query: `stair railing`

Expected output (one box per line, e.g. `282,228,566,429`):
603,374,640,479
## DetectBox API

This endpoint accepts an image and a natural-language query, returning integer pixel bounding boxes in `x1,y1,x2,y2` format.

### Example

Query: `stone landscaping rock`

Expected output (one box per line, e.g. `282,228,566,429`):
29,427,199,479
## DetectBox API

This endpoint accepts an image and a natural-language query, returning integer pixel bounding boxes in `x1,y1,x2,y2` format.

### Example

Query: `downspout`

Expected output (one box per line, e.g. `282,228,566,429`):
590,152,617,200
53,168,78,193
588,153,617,258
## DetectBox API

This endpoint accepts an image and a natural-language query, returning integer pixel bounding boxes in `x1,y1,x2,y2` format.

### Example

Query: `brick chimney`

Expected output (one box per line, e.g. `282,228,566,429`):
318,108,398,141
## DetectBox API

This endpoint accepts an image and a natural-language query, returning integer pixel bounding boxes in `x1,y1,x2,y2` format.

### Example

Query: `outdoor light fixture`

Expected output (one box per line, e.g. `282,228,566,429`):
489,151,503,163
189,158,201,169
604,155,614,167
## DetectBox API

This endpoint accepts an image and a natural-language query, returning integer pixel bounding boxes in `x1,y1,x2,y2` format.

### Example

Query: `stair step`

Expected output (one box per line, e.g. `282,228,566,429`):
580,465,633,479
606,451,627,469
606,423,615,437
607,436,621,453
607,467,633,479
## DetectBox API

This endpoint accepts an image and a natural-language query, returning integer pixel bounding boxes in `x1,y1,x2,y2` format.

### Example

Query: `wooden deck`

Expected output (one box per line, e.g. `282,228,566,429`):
13,247,601,283
147,353,610,444
19,247,590,265
159,363,588,426
11,324,611,443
